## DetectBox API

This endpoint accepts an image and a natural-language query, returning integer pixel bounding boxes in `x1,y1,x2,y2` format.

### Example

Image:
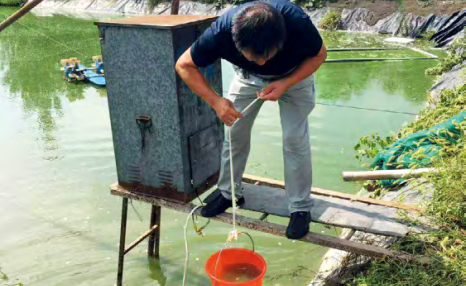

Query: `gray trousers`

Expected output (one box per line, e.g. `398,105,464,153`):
217,71,316,213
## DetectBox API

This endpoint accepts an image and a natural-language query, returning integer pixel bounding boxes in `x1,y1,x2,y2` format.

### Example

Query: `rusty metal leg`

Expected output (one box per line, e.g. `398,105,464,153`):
117,197,128,286
148,205,161,258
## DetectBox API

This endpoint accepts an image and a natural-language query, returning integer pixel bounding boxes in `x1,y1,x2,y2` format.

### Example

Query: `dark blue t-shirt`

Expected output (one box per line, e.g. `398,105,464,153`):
190,0,323,76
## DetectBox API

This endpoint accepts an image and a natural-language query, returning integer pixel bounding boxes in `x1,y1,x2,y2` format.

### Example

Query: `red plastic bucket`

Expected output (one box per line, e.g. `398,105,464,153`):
205,248,267,286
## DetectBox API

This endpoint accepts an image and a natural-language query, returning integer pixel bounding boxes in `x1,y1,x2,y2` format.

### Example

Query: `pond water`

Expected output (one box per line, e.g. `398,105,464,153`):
0,8,437,286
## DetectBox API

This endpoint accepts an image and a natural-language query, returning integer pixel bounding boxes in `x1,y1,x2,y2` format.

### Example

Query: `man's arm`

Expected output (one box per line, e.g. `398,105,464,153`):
259,43,327,101
175,48,243,126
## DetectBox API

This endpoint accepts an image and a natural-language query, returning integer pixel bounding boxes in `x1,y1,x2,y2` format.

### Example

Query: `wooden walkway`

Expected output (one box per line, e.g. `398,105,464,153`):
110,174,432,263
240,175,429,237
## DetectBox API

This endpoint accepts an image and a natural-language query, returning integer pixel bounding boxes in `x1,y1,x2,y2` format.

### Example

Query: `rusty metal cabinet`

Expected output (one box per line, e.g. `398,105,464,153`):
95,15,223,202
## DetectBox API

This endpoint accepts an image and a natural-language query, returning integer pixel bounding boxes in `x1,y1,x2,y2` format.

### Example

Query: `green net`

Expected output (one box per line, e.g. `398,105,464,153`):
371,110,466,186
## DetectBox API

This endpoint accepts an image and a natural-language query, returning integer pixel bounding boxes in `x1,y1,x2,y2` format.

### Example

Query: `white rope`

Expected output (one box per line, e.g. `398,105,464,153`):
182,97,261,285
182,205,203,286
228,127,237,230
229,96,261,232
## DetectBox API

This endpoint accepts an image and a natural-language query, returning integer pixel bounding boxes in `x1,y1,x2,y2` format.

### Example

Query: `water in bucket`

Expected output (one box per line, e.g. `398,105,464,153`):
205,248,267,286
219,263,262,282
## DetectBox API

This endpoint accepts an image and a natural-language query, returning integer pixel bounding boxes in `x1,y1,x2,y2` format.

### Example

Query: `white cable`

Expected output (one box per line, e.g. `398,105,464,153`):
232,97,261,127
228,127,237,230
183,98,262,285
229,97,261,231
182,205,203,286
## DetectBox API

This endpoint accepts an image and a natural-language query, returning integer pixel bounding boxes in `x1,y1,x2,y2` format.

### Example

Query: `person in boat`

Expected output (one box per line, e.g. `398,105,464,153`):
176,0,326,239
71,61,85,81
93,56,105,75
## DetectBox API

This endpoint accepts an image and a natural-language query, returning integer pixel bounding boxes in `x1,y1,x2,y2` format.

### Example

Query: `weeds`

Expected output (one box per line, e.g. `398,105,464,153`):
349,81,465,285
319,11,341,31
426,35,465,75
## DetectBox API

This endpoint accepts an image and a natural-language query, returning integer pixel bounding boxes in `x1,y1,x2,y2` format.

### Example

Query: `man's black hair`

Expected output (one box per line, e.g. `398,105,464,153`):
232,2,286,59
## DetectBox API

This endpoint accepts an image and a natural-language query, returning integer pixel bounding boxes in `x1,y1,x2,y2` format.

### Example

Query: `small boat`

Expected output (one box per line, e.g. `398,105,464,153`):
60,56,106,87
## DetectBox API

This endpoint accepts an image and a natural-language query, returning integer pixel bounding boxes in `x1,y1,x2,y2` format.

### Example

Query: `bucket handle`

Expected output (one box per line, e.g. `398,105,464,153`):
214,232,256,278
242,232,255,252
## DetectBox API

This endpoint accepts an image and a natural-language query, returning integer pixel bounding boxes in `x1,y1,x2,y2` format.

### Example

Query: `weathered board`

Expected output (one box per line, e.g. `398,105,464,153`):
110,183,423,261
240,183,429,237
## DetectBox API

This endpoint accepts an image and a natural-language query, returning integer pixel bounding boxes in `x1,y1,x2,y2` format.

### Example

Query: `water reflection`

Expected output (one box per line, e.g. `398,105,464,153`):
317,60,435,103
148,258,168,286
0,9,101,149
0,10,438,286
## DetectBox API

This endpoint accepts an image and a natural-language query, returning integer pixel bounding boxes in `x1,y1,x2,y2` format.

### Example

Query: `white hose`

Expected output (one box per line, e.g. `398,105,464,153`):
182,205,203,286
229,127,237,230
182,97,261,285
230,97,261,230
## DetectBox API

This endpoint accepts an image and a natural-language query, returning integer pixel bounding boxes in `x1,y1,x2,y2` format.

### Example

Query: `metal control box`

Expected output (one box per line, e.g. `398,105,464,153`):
95,15,223,203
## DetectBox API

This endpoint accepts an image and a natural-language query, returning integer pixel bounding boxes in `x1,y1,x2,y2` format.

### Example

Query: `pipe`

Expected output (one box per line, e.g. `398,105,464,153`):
342,168,438,181
0,0,45,32
327,48,402,52
325,57,437,63
410,47,438,59
171,0,180,15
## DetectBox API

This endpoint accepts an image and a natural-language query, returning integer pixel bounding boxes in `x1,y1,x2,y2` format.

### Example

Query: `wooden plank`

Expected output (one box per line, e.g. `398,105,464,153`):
243,174,423,212
125,224,159,255
342,168,437,181
240,183,429,237
110,183,421,261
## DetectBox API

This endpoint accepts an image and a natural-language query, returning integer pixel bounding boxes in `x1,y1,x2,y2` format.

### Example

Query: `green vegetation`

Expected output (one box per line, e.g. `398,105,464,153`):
0,267,24,286
418,30,436,40
426,36,465,75
0,0,23,6
293,0,325,9
350,55,466,285
318,11,341,31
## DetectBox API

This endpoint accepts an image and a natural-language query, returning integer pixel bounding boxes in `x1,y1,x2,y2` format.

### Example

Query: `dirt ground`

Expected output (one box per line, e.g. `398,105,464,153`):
327,0,465,16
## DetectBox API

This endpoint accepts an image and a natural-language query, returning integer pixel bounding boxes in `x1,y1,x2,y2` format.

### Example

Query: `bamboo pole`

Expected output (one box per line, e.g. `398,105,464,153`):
341,168,438,181
0,0,45,32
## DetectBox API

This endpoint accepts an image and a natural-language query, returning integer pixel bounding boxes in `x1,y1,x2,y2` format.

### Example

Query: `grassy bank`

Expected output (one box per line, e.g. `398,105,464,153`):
348,84,466,286
348,40,465,286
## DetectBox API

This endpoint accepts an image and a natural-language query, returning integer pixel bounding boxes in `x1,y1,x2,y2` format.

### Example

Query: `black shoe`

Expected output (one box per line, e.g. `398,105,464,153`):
286,211,311,239
201,192,233,217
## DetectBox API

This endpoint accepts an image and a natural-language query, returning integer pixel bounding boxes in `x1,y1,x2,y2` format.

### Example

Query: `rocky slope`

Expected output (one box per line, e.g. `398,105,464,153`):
35,0,464,46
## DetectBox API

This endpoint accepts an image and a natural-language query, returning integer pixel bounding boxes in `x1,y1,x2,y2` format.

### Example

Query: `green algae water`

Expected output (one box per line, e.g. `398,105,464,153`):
0,8,437,286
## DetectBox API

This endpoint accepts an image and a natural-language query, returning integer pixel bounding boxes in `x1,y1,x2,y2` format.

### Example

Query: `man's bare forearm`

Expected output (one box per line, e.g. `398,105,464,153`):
175,48,220,108
282,43,327,88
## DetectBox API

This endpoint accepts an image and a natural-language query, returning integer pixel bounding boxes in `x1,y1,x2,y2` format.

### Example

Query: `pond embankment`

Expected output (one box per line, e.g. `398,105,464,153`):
310,40,465,286
30,0,465,46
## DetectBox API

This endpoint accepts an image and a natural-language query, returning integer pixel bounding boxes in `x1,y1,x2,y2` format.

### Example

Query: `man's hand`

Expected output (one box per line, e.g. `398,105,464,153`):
213,98,243,126
258,79,290,101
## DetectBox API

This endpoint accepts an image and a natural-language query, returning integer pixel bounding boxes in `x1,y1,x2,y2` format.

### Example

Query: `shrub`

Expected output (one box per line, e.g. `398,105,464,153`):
426,35,465,75
318,11,341,31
